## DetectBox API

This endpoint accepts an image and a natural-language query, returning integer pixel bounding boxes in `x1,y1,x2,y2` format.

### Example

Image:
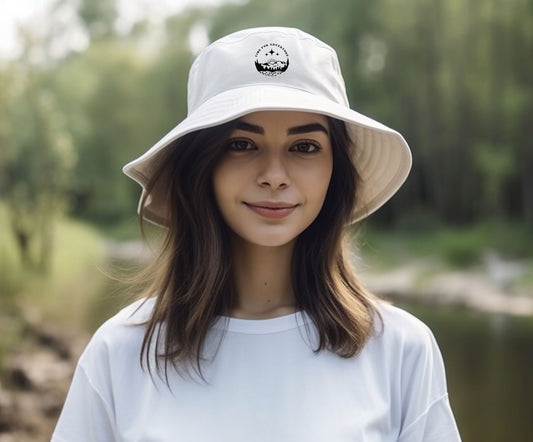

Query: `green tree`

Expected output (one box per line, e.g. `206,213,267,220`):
0,63,76,272
77,0,118,41
62,42,149,223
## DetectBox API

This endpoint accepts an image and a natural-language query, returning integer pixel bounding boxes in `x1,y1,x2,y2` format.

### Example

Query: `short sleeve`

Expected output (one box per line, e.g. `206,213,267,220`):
51,361,116,442
398,394,461,441
51,318,122,442
51,299,152,442
396,316,461,441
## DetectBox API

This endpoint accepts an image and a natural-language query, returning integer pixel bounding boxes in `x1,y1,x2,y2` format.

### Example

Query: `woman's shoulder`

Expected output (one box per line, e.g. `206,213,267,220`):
377,301,430,330
80,297,155,361
93,297,155,336
101,297,155,328
372,301,437,351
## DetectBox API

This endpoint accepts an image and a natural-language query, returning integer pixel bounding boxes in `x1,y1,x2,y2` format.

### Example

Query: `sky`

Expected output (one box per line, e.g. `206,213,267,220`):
0,0,237,60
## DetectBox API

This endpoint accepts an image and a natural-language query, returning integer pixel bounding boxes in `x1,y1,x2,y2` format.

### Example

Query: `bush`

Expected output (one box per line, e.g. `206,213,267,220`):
359,221,533,269
0,201,107,327
0,204,24,297
435,229,486,268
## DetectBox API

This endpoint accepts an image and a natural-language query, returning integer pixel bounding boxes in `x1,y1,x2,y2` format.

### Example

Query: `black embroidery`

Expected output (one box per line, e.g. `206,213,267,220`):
254,43,289,76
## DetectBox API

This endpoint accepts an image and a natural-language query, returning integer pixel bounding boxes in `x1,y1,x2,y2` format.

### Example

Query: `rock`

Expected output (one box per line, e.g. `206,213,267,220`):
0,382,15,433
6,350,73,392
359,258,533,316
22,311,78,360
0,319,89,441
8,365,33,391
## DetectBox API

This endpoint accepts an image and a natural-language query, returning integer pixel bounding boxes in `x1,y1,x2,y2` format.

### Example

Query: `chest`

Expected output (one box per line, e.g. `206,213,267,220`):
110,331,402,442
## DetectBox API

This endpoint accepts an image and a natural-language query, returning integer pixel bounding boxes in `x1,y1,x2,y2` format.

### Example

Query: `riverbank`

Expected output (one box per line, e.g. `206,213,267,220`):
359,256,533,316
0,312,90,442
1,239,532,441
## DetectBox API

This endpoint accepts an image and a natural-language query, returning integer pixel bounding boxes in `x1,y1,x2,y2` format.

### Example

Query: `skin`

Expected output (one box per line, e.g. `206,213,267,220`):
212,111,333,318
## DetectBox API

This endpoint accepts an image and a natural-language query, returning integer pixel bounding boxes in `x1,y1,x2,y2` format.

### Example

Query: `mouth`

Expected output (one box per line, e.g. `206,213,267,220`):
244,202,298,219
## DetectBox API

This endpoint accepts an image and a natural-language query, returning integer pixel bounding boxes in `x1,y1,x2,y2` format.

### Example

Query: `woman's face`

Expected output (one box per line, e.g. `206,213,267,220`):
212,110,333,248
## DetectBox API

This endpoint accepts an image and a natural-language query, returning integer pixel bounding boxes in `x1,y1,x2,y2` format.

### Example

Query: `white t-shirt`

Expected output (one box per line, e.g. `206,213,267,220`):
52,298,461,441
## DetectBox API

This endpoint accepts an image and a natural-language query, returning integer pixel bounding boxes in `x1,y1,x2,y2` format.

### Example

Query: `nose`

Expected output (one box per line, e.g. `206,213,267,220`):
256,152,290,190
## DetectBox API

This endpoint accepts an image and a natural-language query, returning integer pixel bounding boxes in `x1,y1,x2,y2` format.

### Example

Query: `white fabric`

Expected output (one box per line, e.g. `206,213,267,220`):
52,299,461,441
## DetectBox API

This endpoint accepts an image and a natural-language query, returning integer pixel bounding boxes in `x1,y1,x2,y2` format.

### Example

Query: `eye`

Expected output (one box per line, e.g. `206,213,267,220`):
225,138,256,151
290,140,321,153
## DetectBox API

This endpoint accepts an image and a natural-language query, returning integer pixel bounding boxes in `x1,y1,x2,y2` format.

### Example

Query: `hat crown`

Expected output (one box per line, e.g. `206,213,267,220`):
187,27,349,115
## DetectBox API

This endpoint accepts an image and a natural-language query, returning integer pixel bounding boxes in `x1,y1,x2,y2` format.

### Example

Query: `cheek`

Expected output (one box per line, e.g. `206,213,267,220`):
309,159,333,200
311,160,334,219
212,156,233,192
322,162,334,191
212,166,229,213
212,161,242,213
212,165,223,198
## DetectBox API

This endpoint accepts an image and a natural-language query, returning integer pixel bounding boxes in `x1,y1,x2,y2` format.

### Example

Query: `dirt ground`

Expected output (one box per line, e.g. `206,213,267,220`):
0,315,89,442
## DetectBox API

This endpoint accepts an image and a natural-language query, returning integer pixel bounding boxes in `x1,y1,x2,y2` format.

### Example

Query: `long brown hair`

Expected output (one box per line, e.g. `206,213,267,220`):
136,116,380,380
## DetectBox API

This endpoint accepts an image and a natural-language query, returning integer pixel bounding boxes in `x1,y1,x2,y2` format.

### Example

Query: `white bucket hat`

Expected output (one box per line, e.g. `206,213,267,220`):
123,26,412,226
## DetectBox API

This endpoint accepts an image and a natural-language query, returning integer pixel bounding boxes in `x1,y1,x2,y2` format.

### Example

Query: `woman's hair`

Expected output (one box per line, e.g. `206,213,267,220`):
136,116,380,381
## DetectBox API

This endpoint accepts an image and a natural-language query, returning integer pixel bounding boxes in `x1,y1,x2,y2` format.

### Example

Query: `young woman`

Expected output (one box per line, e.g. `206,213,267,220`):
53,27,461,441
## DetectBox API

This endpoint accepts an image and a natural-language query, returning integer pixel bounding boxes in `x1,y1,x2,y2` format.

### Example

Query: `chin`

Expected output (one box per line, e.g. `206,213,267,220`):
242,236,297,248
235,227,302,248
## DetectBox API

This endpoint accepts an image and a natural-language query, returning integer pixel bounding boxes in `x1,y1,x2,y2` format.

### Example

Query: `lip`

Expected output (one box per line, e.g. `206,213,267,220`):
244,201,298,219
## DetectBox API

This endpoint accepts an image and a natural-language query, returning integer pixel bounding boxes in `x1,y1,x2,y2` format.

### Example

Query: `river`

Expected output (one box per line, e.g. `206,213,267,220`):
400,302,533,442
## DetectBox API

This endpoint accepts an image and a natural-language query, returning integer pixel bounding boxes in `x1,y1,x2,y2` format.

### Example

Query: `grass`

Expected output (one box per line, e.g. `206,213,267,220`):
0,205,25,297
356,220,533,271
0,203,108,338
20,216,108,327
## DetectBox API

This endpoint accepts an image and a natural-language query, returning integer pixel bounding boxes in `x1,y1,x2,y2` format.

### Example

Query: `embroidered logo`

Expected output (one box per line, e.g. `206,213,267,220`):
254,43,289,76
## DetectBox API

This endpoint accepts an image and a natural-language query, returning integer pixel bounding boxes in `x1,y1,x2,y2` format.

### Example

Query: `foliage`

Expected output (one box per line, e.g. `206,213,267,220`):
0,203,24,296
359,220,533,270
0,60,76,272
472,142,515,217
0,200,107,326
77,0,118,41
1,0,532,267
51,40,152,223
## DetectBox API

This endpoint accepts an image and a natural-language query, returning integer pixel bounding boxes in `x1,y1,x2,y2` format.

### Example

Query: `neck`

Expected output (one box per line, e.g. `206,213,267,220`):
229,237,296,319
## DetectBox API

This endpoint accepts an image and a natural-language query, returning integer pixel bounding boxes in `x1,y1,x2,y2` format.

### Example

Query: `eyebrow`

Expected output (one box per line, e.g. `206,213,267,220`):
236,121,329,135
288,123,329,135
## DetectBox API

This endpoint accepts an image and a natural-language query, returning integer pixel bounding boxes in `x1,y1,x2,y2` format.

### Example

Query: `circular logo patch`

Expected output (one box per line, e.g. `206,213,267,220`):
254,43,289,76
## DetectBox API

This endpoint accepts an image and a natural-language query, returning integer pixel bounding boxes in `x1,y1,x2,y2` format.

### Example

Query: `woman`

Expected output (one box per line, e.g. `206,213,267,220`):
52,27,461,441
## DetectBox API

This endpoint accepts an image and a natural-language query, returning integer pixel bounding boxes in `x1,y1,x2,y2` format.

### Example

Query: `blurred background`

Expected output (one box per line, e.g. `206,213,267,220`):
0,0,532,440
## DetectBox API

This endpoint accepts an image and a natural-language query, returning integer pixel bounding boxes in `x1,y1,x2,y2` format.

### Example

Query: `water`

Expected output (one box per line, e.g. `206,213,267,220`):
400,302,533,442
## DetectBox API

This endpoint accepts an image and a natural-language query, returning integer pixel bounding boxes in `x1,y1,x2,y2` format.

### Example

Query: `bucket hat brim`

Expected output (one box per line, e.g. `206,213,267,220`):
123,84,412,227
